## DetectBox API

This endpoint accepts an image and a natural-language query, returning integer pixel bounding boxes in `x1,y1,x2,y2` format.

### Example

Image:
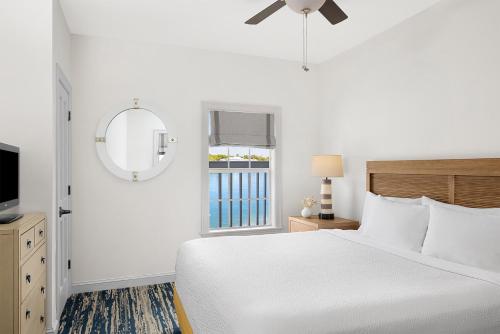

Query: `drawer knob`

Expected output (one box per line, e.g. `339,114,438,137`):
41,286,45,295
26,240,32,249
41,257,46,264
26,274,31,284
40,315,45,323
39,229,44,237
25,309,31,319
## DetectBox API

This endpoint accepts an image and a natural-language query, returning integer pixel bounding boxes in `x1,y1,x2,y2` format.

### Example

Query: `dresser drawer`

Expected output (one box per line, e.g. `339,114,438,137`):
20,228,35,261
34,220,46,247
289,221,318,232
20,244,46,302
20,276,46,334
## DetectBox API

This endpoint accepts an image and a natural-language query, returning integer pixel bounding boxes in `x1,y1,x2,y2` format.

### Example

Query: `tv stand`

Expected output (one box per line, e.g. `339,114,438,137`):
0,214,24,224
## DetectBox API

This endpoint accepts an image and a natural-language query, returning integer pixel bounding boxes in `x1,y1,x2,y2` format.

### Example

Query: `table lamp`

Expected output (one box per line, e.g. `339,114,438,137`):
312,155,344,220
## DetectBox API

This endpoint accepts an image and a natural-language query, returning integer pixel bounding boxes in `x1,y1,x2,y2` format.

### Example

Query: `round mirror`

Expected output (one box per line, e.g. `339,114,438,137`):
96,104,177,182
106,109,166,172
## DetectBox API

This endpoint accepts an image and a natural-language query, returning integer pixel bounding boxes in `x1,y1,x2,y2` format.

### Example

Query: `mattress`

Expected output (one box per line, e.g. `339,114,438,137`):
175,230,500,334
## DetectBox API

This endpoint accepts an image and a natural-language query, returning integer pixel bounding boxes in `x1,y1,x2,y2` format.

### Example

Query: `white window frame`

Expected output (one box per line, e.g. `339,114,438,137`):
201,101,282,236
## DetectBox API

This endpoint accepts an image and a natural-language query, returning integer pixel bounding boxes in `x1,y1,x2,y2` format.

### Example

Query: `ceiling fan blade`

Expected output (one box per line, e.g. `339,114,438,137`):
319,0,348,25
245,1,286,25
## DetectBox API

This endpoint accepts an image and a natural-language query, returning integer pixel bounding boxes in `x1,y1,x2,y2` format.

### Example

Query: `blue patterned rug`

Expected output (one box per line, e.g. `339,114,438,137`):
58,283,181,334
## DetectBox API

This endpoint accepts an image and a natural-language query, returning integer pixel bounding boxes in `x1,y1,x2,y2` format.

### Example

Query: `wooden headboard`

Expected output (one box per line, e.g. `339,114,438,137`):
366,158,500,208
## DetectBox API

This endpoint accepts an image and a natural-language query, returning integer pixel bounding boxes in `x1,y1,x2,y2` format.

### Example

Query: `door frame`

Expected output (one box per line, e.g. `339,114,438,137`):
55,64,72,318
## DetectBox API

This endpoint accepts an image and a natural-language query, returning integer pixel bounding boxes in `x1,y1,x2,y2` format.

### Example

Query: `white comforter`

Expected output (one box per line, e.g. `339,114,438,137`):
175,230,500,334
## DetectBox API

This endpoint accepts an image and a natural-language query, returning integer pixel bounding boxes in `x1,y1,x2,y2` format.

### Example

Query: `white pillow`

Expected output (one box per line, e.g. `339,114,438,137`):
360,192,422,232
360,192,378,231
422,196,500,216
361,195,430,252
385,196,422,205
422,205,500,272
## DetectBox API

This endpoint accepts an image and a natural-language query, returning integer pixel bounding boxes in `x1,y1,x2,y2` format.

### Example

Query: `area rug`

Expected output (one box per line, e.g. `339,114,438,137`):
58,283,181,334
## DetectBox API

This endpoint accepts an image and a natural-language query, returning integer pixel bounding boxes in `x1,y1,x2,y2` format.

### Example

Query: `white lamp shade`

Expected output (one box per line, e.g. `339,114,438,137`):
312,155,344,177
286,0,326,13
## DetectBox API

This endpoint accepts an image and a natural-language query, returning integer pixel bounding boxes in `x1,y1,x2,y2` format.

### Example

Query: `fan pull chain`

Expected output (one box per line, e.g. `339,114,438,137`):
302,10,310,72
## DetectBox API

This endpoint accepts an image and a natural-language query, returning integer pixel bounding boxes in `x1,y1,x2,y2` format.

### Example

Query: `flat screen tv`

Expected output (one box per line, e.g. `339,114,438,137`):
0,143,21,223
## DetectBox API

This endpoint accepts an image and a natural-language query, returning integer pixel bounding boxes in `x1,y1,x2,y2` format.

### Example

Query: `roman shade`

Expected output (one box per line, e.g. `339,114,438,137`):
209,110,276,148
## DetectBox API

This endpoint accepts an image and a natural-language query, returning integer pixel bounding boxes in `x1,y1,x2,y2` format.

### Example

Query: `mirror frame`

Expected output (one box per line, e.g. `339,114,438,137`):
95,104,177,182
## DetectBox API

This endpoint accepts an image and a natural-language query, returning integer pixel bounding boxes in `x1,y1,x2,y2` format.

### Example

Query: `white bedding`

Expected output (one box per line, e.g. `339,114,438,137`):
175,230,500,334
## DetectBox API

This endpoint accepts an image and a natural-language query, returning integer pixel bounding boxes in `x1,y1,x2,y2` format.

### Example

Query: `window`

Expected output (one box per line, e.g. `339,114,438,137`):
209,146,271,229
202,103,281,235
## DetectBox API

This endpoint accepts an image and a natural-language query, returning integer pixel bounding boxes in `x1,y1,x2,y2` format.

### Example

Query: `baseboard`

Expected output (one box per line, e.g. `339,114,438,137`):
72,272,176,294
46,319,59,334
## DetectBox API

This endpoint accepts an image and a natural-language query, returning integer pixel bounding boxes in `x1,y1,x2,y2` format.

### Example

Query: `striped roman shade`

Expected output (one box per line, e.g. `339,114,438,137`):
209,110,276,148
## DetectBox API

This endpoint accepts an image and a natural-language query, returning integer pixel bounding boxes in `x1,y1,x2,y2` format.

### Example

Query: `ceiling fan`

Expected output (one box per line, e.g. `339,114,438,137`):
245,0,348,71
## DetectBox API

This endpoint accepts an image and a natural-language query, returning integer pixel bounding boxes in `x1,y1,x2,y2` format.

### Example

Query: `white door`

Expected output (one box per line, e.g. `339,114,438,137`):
56,66,72,316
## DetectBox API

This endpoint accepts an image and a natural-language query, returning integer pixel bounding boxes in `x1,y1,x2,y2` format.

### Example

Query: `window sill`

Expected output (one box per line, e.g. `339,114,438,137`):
200,225,283,238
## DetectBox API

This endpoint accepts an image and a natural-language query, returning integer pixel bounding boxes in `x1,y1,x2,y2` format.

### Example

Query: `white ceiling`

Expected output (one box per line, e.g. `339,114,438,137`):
59,0,440,63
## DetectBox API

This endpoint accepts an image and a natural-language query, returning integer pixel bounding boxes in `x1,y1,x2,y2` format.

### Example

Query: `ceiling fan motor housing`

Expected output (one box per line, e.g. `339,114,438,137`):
285,0,327,13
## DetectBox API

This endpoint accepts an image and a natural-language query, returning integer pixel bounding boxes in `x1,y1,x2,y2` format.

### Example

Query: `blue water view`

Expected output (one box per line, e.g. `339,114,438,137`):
209,172,270,229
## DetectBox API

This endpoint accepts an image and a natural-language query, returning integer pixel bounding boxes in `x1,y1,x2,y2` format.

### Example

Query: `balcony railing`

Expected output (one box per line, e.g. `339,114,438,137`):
209,163,270,230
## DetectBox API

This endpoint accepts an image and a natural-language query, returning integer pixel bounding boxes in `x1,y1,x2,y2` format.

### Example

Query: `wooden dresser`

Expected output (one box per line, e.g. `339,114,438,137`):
0,213,47,334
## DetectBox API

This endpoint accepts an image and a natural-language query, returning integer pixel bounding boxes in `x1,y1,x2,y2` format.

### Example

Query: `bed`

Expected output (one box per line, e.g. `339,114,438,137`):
174,158,500,334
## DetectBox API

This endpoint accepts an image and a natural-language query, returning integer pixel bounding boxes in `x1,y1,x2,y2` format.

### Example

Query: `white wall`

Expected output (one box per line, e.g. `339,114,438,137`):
0,1,53,214
70,35,320,286
53,0,72,80
0,0,64,331
318,0,500,221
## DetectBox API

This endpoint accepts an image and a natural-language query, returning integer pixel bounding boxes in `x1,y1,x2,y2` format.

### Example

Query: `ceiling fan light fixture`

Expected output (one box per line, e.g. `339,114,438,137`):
285,0,326,14
245,0,348,71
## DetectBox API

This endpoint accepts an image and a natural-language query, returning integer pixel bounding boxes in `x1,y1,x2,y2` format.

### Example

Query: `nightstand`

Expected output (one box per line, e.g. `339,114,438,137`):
288,216,359,232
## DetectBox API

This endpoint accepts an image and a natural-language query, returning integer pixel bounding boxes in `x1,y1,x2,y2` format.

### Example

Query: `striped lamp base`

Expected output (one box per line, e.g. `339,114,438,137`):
319,178,335,220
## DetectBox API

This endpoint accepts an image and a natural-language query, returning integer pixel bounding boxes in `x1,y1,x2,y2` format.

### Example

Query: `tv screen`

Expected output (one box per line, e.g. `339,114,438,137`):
0,143,19,211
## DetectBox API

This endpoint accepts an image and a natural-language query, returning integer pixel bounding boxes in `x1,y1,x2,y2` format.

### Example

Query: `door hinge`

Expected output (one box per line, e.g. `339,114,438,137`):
68,185,71,196
68,110,71,122
68,260,71,270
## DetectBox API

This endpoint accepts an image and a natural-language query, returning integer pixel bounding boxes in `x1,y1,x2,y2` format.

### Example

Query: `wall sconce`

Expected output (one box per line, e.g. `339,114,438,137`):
158,132,168,156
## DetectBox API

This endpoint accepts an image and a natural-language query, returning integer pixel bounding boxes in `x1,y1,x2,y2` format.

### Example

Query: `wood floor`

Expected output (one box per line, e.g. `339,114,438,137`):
58,283,181,334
